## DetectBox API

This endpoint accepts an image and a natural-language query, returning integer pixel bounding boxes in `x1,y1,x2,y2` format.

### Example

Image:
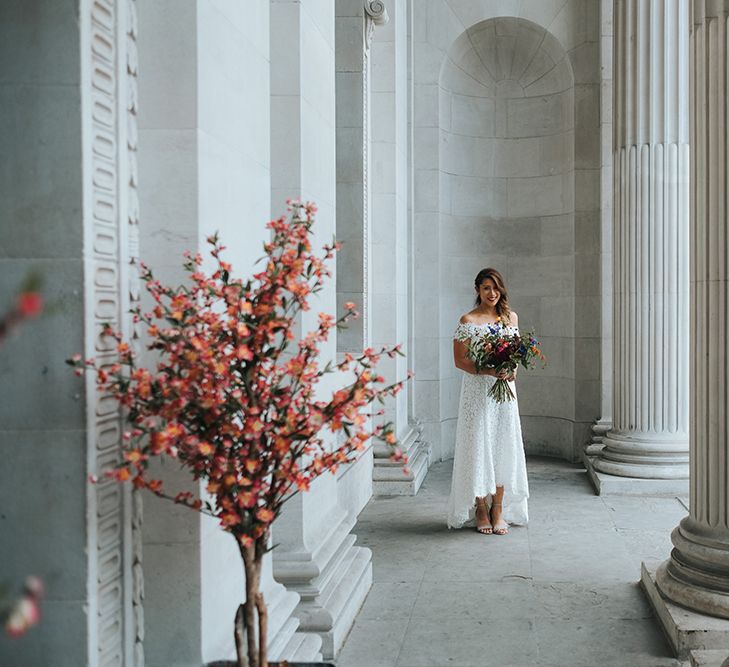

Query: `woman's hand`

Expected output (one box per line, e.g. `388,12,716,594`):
496,368,516,381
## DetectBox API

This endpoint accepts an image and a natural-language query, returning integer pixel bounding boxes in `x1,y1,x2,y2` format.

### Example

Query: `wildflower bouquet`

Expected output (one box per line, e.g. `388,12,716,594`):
68,202,409,667
462,321,545,403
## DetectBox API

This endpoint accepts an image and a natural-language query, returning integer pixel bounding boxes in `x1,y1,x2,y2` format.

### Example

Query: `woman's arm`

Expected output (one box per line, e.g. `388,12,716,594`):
453,339,497,376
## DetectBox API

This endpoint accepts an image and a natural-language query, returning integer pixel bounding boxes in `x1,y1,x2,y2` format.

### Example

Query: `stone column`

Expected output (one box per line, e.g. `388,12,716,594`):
656,0,729,623
587,0,691,491
642,3,729,657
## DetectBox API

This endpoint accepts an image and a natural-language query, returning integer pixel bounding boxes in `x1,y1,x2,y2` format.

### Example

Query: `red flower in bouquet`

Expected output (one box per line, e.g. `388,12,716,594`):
68,201,409,667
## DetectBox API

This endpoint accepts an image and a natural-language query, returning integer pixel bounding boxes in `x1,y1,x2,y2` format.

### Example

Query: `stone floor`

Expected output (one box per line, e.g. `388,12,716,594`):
337,456,689,667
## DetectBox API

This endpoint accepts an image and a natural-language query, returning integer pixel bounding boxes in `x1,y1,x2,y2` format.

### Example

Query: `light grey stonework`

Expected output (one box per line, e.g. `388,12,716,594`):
12,0,729,665
1,0,140,664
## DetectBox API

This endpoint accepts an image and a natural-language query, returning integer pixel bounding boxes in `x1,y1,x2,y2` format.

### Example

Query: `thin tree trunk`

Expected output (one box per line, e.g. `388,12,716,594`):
255,592,268,667
234,604,249,667
254,539,268,667
240,543,263,667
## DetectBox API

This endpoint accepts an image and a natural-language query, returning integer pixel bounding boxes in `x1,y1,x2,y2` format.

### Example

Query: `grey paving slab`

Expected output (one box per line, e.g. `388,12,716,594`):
601,496,688,531
337,618,410,667
534,617,681,667
411,579,537,620
618,528,674,562
423,546,533,584
339,458,681,667
396,617,539,667
357,582,421,621
533,582,653,621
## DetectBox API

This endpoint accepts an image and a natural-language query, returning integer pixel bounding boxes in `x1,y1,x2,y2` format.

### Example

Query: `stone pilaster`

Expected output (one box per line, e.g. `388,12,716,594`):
368,0,431,493
587,0,615,459
654,0,729,622
587,0,691,490
271,1,371,660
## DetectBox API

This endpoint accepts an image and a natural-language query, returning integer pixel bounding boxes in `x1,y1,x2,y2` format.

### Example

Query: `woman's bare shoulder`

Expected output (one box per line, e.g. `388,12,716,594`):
508,310,519,325
459,312,478,324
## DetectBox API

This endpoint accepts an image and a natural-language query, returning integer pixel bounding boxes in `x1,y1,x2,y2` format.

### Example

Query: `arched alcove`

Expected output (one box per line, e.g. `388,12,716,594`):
438,17,577,461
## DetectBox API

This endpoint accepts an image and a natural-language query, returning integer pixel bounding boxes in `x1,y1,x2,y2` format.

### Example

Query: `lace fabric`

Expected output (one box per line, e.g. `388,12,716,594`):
446,321,530,528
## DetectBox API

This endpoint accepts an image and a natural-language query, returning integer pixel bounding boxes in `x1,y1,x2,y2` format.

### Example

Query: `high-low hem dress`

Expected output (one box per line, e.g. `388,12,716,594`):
446,321,530,529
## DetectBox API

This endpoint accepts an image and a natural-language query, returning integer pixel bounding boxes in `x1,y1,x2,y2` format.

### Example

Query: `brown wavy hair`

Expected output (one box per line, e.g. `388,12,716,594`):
474,268,511,321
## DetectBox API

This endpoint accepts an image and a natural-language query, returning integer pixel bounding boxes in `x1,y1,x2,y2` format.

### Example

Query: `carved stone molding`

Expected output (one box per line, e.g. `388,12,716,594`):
84,0,139,662
364,1,388,51
125,0,144,663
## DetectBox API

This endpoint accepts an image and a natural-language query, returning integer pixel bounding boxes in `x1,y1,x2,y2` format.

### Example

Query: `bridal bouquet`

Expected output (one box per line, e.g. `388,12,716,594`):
462,322,545,403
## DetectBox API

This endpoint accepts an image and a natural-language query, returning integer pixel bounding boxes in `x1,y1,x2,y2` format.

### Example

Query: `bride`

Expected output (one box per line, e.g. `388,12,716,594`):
446,268,529,535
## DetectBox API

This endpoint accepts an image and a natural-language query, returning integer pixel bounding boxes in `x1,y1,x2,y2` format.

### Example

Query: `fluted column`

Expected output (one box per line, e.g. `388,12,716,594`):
655,0,729,618
593,0,690,480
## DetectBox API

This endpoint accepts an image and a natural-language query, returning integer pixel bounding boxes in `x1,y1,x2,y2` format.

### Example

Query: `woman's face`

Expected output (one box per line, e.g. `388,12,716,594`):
477,278,500,308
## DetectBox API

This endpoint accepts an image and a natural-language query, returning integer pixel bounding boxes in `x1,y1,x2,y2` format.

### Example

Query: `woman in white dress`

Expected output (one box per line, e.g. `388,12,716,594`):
447,268,529,535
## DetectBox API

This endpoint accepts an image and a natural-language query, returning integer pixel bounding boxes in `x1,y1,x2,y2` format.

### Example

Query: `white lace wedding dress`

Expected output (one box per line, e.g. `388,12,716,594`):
446,321,530,528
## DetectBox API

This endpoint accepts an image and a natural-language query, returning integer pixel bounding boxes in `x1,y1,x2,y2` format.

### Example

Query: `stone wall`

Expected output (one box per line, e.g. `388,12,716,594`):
412,0,601,462
0,0,140,664
438,18,576,461
0,2,88,663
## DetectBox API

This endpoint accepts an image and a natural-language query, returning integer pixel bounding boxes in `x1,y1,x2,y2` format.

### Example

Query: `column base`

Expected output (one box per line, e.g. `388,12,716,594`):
585,418,611,456
591,431,689,479
265,578,322,662
373,424,431,496
687,649,729,666
273,509,372,660
583,442,606,457
584,455,689,495
655,520,729,620
642,562,729,660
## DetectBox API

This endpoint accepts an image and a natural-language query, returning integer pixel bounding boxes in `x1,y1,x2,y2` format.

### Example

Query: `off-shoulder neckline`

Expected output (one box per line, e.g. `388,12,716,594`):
458,320,517,328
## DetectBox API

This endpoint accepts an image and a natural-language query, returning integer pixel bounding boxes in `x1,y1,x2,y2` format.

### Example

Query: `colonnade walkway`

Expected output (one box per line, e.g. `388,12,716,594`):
338,457,688,667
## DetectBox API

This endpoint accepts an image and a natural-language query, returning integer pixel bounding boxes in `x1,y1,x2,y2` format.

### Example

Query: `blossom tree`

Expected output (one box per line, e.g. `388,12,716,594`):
69,202,409,667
